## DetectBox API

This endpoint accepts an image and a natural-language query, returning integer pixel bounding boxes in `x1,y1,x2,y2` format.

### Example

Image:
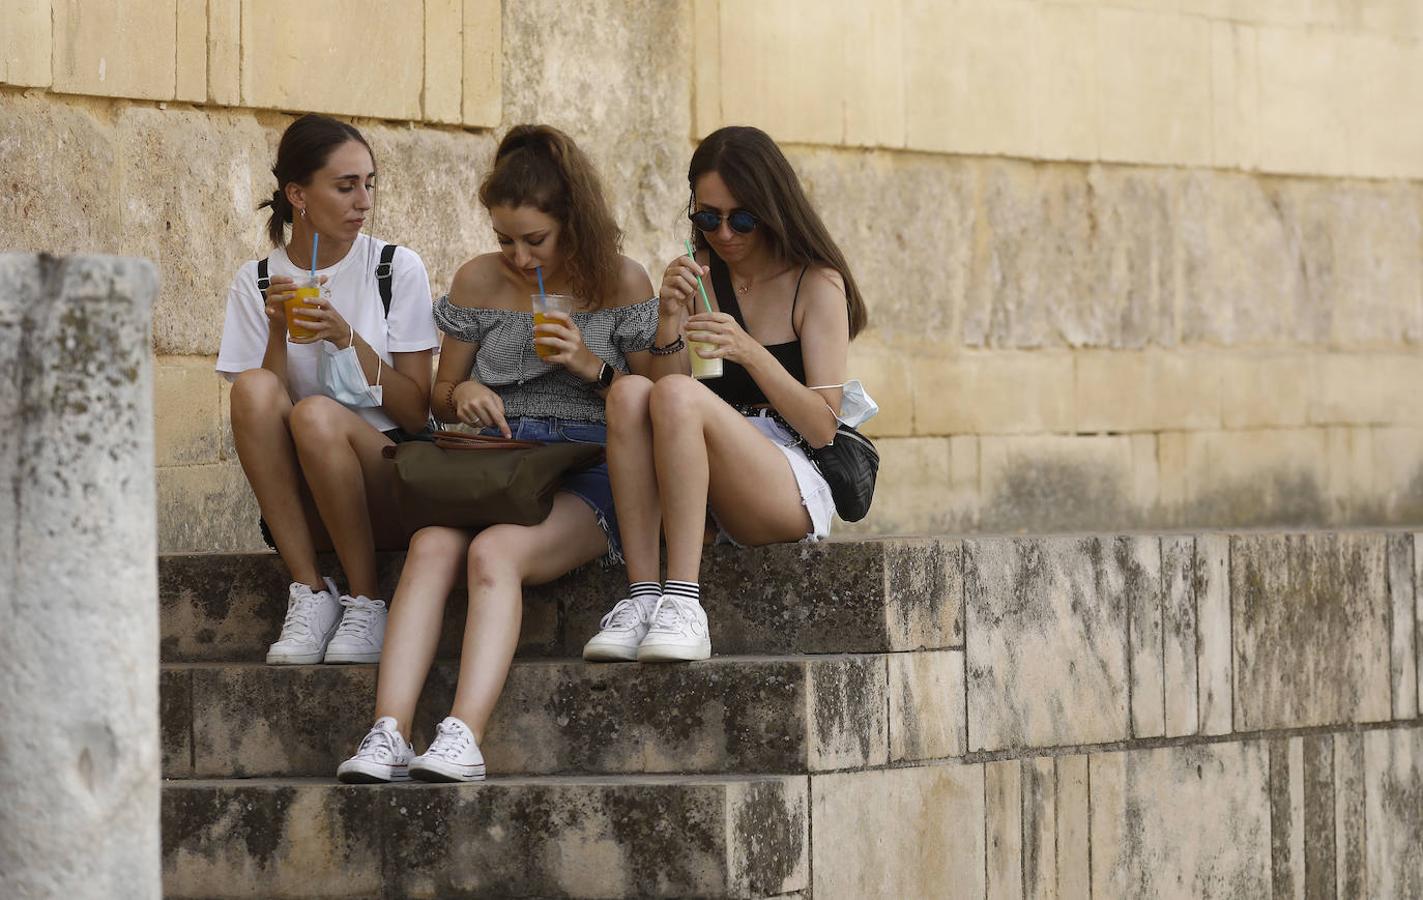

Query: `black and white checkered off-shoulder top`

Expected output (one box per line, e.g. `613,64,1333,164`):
433,294,660,424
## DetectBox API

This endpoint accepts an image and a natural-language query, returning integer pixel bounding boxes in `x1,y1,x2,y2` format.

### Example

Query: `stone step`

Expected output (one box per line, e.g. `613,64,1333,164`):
162,775,808,899
160,538,957,663
162,654,893,780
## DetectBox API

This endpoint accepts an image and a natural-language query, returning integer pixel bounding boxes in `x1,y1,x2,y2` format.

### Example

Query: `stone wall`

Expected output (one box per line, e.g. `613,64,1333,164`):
1,0,1420,550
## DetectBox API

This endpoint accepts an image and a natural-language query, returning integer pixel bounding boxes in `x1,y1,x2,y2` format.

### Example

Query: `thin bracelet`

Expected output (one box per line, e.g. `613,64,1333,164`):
442,381,457,419
650,335,686,356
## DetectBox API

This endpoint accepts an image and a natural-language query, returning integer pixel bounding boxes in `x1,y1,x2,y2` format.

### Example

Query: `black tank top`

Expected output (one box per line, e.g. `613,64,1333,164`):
704,249,807,409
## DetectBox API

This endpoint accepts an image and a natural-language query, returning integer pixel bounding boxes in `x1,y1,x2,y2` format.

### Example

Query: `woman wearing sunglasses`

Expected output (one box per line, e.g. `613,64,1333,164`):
582,125,868,663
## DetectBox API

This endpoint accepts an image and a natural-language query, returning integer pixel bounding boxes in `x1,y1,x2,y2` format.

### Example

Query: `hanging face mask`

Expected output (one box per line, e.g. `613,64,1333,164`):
318,328,384,409
809,378,879,429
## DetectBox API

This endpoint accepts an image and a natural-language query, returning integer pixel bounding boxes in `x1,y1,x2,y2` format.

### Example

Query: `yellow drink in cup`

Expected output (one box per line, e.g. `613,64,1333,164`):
284,278,322,341
531,293,576,360
689,339,723,380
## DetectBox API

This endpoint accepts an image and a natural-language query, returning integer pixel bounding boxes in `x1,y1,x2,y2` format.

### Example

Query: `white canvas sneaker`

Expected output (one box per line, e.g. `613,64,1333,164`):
410,716,486,783
636,595,712,663
265,577,342,665
337,716,414,784
323,594,388,664
582,595,657,662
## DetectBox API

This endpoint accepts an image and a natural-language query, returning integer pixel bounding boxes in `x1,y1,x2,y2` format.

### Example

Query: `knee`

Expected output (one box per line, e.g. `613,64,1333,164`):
289,394,346,444
606,374,653,429
466,527,526,585
408,526,469,564
649,374,705,425
229,369,285,421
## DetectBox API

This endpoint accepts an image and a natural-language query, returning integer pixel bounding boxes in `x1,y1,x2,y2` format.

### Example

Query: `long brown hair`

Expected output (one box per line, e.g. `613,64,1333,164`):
689,126,867,338
257,114,374,248
479,125,622,310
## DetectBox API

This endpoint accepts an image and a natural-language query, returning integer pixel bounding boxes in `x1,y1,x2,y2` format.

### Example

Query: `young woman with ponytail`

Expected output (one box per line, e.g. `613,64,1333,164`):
216,113,438,668
338,124,671,783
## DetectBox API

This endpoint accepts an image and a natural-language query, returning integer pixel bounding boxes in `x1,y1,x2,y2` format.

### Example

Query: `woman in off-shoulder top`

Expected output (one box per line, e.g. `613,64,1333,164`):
336,125,679,784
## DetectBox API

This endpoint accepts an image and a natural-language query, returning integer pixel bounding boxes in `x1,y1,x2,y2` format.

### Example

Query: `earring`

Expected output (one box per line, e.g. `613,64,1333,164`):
299,207,307,218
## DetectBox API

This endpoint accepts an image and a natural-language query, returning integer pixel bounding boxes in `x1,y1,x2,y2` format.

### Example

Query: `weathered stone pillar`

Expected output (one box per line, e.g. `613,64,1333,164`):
0,254,161,899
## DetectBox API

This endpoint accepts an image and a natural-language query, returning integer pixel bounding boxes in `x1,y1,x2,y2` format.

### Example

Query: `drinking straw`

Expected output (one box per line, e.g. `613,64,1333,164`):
536,265,546,304
310,232,319,279
683,240,714,314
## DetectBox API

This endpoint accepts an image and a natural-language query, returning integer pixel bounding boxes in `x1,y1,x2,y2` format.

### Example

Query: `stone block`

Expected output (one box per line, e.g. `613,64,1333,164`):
883,538,964,653
1388,535,1419,719
0,92,123,259
888,650,966,762
1020,757,1056,900
1127,537,1165,739
1211,20,1259,170
912,350,1074,435
905,2,1034,156
1130,432,1159,512
1267,738,1305,900
1231,533,1391,730
157,463,263,553
845,335,912,437
1371,428,1423,522
1326,426,1375,522
1157,429,1330,528
807,655,890,771
843,0,906,148
978,434,1140,532
1417,533,1423,710
1090,743,1271,898
239,0,422,119
1161,536,1199,737
986,759,1023,900
500,0,689,273
1056,754,1091,899
160,667,192,778
154,356,221,467
175,0,206,102
1334,732,1367,897
52,0,177,100
1031,2,1098,161
1075,350,1222,432
1302,735,1336,899
1362,0,1423,39
423,0,463,124
812,763,985,900
1218,352,1313,429
207,0,239,105
1350,32,1423,180
113,105,271,356
1255,26,1353,176
1313,354,1423,426
0,0,52,87
1195,533,1232,735
164,775,808,898
1096,8,1212,166
844,437,958,536
1363,727,1423,898
460,0,500,127
965,537,1147,753
691,0,719,137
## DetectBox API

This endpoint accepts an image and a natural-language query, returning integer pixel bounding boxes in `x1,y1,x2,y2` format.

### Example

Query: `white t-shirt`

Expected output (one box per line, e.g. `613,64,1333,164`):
216,234,439,433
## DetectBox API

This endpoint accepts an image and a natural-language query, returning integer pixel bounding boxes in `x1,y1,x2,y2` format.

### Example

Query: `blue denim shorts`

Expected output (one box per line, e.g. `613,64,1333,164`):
483,416,620,562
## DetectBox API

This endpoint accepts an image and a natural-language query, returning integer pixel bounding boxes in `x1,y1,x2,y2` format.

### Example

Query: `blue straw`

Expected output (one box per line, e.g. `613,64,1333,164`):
536,265,546,302
310,232,319,279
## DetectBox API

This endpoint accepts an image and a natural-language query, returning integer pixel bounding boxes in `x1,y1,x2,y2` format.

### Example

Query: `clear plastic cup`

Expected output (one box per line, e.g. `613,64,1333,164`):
531,293,576,359
689,339,723,380
284,277,323,341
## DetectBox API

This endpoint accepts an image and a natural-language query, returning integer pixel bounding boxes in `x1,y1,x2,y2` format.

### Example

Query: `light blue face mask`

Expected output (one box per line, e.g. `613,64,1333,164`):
809,378,879,429
318,336,384,409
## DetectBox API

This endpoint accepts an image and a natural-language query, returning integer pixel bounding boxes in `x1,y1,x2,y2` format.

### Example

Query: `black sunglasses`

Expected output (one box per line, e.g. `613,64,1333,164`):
688,206,759,235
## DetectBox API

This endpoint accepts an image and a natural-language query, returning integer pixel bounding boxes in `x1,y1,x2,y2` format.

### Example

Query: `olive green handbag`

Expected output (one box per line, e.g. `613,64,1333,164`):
383,430,604,532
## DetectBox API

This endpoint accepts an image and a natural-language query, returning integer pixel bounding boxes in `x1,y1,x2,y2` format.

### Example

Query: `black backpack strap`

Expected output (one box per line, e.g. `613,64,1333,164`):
376,244,398,317
256,258,270,300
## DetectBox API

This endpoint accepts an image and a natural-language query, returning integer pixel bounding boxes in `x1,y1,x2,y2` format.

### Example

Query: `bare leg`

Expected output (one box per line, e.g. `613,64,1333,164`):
229,369,324,587
605,375,661,583
450,494,608,740
289,396,405,599
649,375,811,583
371,525,472,737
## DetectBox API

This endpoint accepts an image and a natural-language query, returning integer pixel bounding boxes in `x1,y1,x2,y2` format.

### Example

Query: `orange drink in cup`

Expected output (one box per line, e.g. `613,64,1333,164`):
284,277,322,341
532,293,576,360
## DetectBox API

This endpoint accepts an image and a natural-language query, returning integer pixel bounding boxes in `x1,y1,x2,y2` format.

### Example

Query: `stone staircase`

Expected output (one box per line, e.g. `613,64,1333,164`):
159,539,953,899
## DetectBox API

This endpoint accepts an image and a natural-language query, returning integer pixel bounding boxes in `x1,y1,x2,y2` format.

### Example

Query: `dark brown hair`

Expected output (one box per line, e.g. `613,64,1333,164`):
689,126,867,338
479,124,622,310
257,114,375,247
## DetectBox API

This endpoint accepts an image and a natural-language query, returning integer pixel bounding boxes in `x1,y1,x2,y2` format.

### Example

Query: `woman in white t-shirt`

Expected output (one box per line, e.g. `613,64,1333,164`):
216,113,439,667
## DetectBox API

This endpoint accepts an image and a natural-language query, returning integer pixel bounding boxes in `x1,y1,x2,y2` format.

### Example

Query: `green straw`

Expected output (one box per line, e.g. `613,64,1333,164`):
683,240,714,314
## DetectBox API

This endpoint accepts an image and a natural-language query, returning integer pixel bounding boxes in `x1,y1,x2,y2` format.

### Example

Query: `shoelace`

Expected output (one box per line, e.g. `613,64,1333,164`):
424,721,472,760
334,595,386,641
648,596,697,633
277,588,324,642
599,598,646,631
356,726,403,763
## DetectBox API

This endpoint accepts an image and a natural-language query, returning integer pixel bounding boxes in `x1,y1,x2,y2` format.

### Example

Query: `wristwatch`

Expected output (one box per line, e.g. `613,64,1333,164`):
595,361,616,389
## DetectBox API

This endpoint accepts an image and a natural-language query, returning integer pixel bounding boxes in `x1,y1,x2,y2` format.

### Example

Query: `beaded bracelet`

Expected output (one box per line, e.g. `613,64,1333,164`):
649,335,686,356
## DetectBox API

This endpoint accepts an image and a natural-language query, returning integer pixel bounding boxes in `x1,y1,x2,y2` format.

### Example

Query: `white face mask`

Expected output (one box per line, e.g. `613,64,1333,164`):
318,340,384,408
836,379,878,429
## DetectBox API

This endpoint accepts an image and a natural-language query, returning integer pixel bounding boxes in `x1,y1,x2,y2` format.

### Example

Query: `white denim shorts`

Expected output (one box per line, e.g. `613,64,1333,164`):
711,411,835,546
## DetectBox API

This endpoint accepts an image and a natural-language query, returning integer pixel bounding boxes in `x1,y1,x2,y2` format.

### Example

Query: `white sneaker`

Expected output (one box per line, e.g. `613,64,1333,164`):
265,577,341,664
636,595,711,662
410,716,486,782
323,594,388,664
337,716,413,783
582,596,657,662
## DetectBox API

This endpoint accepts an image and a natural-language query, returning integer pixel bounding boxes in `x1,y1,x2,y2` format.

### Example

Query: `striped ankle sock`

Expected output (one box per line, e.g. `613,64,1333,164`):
628,581,660,602
662,580,700,604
